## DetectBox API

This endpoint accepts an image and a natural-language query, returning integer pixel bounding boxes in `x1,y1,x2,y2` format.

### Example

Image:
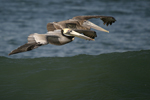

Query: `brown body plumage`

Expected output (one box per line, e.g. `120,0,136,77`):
47,15,116,39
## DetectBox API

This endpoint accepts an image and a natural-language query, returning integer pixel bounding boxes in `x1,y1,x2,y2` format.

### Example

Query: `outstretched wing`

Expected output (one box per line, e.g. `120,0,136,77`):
8,43,41,55
8,34,46,55
72,15,116,26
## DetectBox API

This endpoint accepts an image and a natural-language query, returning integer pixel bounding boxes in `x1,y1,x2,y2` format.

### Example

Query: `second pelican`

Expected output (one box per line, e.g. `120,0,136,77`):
47,15,116,36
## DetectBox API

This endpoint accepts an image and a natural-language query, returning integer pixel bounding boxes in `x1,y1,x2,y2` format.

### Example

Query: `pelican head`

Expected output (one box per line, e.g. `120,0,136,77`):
63,28,94,41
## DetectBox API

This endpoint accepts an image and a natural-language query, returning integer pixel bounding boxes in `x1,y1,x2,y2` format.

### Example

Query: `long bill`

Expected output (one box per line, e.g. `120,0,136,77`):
64,29,94,41
82,20,109,33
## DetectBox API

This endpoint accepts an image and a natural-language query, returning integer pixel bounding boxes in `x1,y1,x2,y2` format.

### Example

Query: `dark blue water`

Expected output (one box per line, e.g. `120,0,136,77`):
0,0,150,99
0,0,150,58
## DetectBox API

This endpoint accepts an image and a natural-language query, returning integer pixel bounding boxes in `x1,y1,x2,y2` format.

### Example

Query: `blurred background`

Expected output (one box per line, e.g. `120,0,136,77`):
0,0,150,58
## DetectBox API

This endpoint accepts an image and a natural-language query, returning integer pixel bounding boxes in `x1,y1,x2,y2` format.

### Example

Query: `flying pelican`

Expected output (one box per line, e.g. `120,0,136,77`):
9,15,116,55
47,15,116,38
8,28,96,55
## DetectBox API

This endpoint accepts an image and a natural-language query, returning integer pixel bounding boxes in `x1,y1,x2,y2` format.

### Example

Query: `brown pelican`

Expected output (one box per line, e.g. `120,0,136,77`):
47,15,116,39
8,28,95,55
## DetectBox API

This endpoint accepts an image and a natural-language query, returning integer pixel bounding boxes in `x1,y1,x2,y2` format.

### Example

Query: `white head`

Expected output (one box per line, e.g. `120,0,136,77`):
63,28,94,41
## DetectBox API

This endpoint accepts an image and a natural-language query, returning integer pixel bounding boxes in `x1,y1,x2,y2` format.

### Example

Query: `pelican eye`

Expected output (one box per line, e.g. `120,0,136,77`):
66,29,72,33
69,30,72,32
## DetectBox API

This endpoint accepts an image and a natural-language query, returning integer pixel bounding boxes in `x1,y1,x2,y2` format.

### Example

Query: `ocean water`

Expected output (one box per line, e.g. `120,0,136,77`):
0,50,150,100
0,0,150,99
